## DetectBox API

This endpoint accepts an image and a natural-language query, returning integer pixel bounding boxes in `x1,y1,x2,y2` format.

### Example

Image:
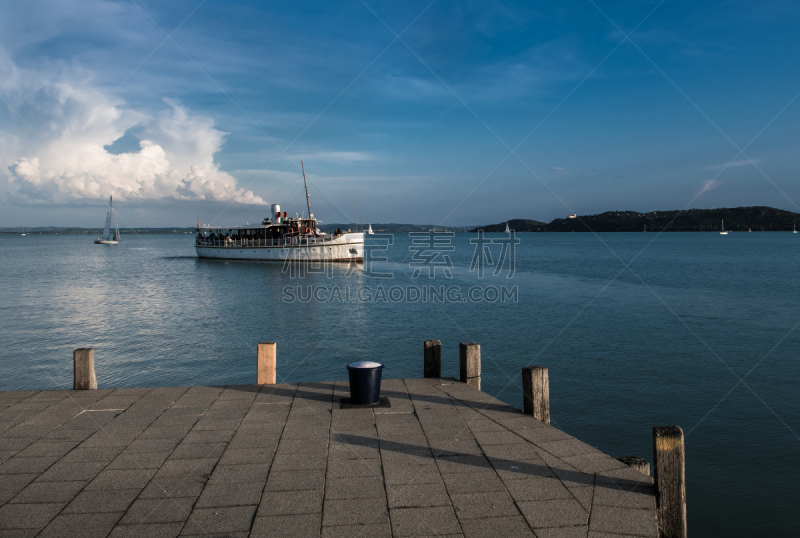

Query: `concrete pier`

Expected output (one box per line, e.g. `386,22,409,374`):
0,378,657,537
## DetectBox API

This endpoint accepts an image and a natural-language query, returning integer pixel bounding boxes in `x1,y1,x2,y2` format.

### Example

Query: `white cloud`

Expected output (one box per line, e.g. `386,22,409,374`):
706,158,762,170
1,52,264,205
697,179,721,196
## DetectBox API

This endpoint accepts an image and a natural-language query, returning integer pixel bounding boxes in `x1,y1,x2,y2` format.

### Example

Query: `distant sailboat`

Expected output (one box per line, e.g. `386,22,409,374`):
95,196,120,245
720,219,728,235
366,223,374,235
794,224,798,234
20,228,26,236
505,222,511,233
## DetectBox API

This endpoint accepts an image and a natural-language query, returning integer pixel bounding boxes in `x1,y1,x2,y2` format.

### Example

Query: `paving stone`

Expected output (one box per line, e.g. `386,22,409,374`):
180,429,235,445
322,497,388,527
450,491,520,519
517,499,588,528
0,473,37,497
386,482,451,509
107,451,171,470
589,506,658,537
535,526,589,537
251,513,321,537
0,502,64,529
124,438,181,453
139,475,207,499
322,522,392,537
218,447,276,465
441,470,505,494
275,436,329,454
38,460,107,482
592,484,654,510
119,497,196,524
85,468,157,490
270,452,327,471
207,463,269,484
195,481,264,508
390,506,461,537
60,446,123,463
108,522,183,538
64,489,141,513
383,461,443,486
504,477,573,501
14,441,79,458
324,476,385,500
326,458,382,479
459,515,536,537
258,489,323,516
37,511,123,538
568,486,593,512
436,454,492,474
0,456,58,474
181,505,257,535
264,469,325,492
170,442,228,460
155,458,217,478
10,480,86,503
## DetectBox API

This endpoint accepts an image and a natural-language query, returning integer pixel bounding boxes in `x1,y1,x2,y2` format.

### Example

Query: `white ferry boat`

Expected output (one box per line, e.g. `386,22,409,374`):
194,164,363,262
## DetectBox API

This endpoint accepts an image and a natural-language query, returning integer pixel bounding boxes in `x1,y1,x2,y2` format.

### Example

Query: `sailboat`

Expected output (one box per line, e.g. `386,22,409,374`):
720,219,728,235
95,196,120,245
367,224,374,235
20,228,26,236
794,224,798,234
505,222,511,233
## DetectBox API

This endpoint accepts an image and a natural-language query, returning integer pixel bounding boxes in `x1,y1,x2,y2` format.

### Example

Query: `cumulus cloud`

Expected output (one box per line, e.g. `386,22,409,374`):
1,53,264,205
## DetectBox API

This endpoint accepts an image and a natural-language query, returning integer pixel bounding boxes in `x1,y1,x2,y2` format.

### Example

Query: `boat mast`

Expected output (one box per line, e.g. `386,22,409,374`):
301,161,312,220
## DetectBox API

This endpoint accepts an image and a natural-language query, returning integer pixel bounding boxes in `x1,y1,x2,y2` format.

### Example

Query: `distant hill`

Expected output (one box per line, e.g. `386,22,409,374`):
473,206,800,232
0,227,196,235
321,223,470,233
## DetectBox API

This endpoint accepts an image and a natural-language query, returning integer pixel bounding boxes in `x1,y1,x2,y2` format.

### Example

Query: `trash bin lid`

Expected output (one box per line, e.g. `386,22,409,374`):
348,361,383,369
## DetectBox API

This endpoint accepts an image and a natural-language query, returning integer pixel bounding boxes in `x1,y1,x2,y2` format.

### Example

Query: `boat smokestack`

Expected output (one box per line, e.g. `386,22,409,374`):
271,204,281,223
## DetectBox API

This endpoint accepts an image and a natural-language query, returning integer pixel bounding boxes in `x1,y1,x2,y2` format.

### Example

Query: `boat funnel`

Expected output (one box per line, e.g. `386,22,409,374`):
271,204,281,223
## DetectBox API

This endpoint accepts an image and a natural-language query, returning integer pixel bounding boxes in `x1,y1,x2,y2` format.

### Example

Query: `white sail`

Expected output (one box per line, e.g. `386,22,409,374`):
101,196,113,240
367,224,374,235
95,196,119,244
504,222,510,233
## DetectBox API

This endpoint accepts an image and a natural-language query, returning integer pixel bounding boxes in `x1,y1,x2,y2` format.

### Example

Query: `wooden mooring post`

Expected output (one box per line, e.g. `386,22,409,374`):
459,343,480,390
423,340,441,378
653,426,687,538
73,348,97,390
521,366,550,424
257,342,277,384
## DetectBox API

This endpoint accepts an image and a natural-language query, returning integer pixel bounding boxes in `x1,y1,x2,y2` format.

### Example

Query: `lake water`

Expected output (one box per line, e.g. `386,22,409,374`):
1,231,798,536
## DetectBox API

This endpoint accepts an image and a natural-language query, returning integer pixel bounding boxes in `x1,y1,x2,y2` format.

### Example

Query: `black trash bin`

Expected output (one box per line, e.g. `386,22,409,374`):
347,361,384,405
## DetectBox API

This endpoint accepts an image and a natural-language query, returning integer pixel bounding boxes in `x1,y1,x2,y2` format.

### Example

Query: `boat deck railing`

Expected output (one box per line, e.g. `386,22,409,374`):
195,236,354,248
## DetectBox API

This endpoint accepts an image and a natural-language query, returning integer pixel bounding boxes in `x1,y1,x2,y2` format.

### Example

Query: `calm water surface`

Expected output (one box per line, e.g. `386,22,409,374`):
1,231,798,536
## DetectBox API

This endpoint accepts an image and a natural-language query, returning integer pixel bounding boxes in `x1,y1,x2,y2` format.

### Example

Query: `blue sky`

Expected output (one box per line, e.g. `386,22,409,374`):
1,0,799,227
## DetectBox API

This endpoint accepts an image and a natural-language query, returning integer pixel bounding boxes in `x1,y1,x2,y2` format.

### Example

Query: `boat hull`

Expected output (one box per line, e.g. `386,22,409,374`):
195,235,363,262
95,239,118,245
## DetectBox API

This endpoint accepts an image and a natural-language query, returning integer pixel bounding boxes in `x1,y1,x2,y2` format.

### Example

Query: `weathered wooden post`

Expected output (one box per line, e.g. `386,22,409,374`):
521,366,550,424
617,456,651,476
424,340,441,378
459,343,480,390
73,348,97,390
257,342,277,384
653,426,686,538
